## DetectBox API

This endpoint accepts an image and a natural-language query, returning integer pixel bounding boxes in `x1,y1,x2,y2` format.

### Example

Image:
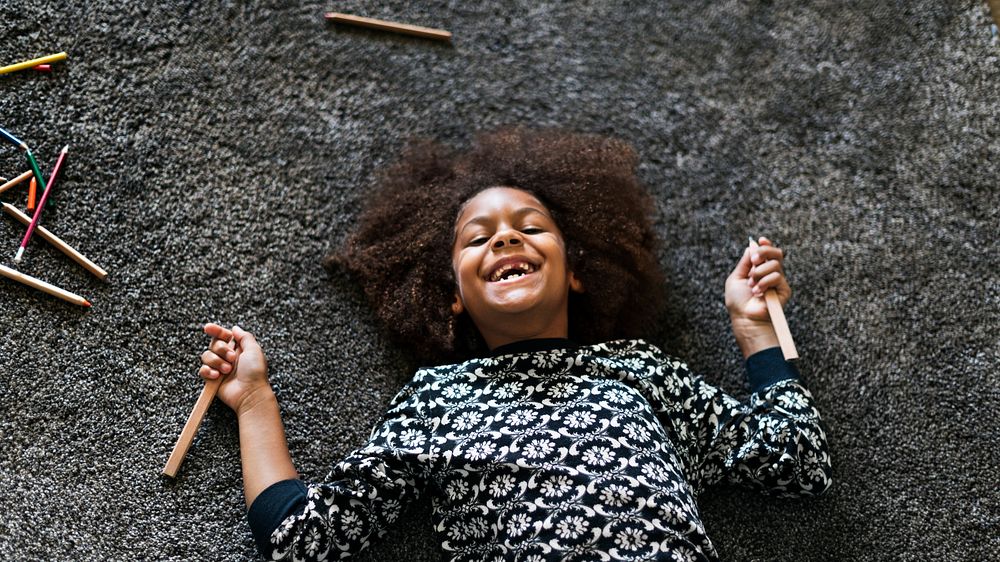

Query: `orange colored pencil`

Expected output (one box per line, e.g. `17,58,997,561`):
26,177,36,212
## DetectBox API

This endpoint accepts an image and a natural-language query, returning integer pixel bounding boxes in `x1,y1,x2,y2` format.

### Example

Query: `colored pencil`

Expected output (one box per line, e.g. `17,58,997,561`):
324,12,452,42
25,150,47,194
0,263,90,307
0,52,67,76
2,203,108,280
163,336,241,478
15,145,68,263
27,177,37,212
748,237,798,360
0,125,27,150
32,64,52,72
0,171,33,195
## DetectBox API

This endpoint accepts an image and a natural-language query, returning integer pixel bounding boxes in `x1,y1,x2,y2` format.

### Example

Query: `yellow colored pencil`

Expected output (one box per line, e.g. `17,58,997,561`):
0,263,90,307
0,52,68,75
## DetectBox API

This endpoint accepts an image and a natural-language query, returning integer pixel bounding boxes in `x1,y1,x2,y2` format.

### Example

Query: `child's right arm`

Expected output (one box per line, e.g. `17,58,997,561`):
199,323,298,507
199,323,434,561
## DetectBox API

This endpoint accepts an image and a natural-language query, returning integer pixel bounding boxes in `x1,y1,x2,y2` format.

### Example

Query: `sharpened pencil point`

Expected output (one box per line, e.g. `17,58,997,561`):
13,246,24,263
61,145,69,152
83,300,92,307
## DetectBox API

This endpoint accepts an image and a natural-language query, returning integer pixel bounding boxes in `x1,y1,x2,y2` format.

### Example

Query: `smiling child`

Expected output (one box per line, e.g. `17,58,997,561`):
197,127,832,561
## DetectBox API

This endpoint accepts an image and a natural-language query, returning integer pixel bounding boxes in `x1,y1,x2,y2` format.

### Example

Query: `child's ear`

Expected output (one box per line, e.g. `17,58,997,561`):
451,291,464,315
569,271,585,294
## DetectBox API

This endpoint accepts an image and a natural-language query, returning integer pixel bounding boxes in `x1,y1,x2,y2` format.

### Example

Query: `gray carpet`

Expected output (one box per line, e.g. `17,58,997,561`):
1,1,997,560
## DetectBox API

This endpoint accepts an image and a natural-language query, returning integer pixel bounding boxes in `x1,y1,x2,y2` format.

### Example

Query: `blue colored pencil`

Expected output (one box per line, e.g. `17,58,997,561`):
0,124,28,150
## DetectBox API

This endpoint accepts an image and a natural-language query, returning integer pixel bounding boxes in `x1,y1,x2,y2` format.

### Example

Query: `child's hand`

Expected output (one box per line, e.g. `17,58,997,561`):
725,237,792,325
199,323,271,414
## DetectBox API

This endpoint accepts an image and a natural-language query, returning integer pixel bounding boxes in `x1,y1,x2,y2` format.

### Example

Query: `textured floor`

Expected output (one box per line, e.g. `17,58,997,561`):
0,1,998,560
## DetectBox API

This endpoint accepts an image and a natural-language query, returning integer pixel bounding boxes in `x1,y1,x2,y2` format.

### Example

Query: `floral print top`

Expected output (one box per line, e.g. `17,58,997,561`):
247,339,832,561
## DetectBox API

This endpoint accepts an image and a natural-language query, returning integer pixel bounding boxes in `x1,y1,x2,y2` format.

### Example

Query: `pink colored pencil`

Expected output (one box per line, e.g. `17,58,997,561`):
14,145,68,263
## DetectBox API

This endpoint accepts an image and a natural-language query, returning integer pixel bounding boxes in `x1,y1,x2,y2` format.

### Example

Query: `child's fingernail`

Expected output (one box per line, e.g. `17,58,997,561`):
227,351,235,361
221,363,231,373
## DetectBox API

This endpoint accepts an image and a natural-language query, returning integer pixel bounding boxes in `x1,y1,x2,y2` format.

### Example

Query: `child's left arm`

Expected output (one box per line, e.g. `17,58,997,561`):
725,236,789,359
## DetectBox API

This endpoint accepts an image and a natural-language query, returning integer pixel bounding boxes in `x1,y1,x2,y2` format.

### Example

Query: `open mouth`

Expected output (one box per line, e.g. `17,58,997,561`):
486,260,537,283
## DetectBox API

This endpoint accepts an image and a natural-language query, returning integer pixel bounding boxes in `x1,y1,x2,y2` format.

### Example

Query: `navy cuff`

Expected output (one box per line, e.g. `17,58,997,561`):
745,346,801,394
247,479,308,556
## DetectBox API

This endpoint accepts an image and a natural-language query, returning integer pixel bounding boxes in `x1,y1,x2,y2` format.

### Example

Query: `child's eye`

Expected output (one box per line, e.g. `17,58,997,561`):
468,237,488,246
522,227,543,234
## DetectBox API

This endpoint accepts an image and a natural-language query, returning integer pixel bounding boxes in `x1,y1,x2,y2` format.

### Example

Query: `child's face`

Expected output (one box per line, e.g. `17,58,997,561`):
452,187,583,349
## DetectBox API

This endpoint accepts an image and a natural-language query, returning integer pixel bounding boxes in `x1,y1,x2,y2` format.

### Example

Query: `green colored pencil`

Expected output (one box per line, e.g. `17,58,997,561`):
24,149,46,194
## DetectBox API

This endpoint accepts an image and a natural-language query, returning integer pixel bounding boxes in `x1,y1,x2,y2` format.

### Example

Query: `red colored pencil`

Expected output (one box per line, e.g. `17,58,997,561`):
14,145,68,263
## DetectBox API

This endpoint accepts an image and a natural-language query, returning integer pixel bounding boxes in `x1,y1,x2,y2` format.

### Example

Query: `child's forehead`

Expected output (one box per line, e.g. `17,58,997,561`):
455,186,550,223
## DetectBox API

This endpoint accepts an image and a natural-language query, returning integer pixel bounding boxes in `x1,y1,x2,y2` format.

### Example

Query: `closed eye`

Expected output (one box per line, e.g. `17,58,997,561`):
468,237,488,247
522,227,544,234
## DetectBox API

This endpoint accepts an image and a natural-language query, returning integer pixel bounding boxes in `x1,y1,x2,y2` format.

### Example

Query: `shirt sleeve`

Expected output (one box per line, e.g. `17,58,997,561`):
251,377,435,561
648,347,833,498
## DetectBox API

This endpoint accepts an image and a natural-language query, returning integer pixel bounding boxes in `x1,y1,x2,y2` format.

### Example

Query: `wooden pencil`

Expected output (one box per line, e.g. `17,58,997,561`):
324,12,452,42
0,263,90,307
2,203,108,280
163,337,241,478
748,237,799,360
15,145,68,263
0,170,33,195
27,177,36,212
0,52,68,75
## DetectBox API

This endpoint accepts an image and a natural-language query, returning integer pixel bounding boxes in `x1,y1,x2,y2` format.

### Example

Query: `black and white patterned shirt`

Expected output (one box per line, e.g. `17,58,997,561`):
248,339,832,561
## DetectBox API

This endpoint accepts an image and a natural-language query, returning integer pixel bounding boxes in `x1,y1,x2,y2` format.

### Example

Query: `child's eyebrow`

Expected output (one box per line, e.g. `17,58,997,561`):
457,207,551,234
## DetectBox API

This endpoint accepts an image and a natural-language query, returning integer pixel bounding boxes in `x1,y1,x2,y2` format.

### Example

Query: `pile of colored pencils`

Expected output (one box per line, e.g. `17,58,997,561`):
1,92,109,307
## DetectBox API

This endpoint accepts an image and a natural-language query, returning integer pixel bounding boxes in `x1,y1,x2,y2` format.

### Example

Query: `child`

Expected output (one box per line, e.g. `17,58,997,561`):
198,127,832,562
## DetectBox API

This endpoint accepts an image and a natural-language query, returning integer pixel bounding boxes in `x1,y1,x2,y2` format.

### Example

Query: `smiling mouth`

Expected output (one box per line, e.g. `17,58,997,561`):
487,261,537,282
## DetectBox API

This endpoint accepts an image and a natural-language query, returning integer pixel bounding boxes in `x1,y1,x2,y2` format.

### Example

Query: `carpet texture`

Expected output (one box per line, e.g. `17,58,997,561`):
1,1,997,560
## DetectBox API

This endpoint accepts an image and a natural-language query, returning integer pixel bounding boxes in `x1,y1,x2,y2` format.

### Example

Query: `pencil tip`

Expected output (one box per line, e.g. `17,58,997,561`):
83,300,92,307
61,145,69,152
13,247,24,263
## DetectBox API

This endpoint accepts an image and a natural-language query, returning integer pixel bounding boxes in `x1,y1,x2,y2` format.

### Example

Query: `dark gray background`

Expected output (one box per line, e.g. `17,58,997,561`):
1,1,997,560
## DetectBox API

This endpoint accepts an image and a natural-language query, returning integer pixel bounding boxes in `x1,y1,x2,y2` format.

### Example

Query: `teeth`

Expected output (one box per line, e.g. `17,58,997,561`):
489,262,535,282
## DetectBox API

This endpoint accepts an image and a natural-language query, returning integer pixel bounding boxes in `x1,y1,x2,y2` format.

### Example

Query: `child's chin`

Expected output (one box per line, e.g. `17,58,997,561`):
485,291,543,313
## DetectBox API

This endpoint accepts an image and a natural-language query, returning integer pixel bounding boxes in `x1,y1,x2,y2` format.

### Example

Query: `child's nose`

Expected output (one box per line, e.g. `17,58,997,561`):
492,232,523,249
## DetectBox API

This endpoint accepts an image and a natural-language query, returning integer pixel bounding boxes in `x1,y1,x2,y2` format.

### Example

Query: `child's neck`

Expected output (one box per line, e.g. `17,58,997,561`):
481,319,569,351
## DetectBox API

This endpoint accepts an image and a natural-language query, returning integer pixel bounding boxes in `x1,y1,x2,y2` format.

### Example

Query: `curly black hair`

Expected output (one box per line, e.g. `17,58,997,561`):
326,126,664,364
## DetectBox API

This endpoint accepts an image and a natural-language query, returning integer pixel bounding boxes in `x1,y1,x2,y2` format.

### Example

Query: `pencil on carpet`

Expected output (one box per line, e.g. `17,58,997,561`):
0,52,68,75
163,335,241,478
15,145,68,263
748,237,799,360
0,171,33,195
0,263,90,307
0,124,28,150
25,150,47,195
2,203,108,280
27,177,37,212
324,12,452,42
